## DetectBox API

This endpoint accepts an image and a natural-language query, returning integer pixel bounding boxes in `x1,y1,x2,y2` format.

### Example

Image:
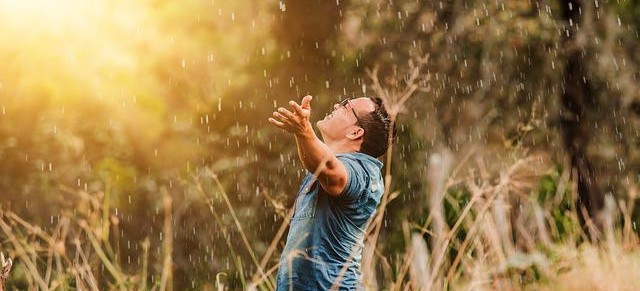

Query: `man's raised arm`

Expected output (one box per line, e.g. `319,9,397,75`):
267,95,348,196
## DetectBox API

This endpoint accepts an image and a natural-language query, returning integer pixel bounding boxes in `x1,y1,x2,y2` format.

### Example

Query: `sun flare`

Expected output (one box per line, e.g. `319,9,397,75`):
0,0,158,103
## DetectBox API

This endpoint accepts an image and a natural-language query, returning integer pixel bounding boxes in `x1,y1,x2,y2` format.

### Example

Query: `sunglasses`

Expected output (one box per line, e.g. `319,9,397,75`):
339,98,362,125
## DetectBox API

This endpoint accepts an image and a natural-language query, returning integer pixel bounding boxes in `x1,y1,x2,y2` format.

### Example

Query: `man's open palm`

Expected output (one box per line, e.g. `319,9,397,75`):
268,95,313,134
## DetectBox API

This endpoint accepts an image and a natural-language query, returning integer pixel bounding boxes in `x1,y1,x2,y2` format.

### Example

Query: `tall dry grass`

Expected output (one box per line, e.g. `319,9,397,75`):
0,185,173,290
355,149,640,291
0,150,639,290
1,252,12,291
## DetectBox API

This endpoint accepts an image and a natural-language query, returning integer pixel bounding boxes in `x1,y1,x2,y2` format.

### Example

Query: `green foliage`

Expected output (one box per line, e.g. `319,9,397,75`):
613,0,640,26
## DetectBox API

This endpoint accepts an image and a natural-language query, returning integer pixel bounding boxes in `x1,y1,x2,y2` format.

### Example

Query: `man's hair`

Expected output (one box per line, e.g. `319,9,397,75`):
358,97,396,158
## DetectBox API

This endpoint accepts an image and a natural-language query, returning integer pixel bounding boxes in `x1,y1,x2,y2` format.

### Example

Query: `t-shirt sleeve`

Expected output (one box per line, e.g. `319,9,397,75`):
337,156,369,202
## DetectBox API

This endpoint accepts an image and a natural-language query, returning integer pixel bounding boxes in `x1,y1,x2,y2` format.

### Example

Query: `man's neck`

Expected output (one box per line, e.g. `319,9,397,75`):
324,139,361,155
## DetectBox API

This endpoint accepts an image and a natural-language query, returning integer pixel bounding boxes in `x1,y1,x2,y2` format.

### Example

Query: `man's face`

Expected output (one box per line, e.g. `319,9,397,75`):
317,97,376,141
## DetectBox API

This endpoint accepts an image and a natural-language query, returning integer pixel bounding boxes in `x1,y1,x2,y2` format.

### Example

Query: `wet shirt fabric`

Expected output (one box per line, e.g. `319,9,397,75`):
276,153,384,290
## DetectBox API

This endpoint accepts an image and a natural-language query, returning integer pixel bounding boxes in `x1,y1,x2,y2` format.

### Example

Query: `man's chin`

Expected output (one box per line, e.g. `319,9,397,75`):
316,120,327,138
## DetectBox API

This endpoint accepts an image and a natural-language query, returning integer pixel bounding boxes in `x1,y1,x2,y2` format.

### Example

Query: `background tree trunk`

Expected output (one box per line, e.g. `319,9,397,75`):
559,0,605,236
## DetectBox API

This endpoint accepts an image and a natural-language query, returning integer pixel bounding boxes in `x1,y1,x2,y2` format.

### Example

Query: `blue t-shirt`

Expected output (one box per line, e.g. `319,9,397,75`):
276,152,384,290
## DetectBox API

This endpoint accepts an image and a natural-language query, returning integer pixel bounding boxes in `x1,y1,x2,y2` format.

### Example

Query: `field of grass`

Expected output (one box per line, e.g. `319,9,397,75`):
1,149,639,290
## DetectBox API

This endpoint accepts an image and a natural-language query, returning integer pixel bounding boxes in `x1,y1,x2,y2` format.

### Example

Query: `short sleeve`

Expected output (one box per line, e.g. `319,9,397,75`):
337,156,369,203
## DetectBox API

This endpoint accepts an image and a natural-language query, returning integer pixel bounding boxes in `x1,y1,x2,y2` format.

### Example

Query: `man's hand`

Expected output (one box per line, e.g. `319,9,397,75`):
268,95,313,135
268,95,348,196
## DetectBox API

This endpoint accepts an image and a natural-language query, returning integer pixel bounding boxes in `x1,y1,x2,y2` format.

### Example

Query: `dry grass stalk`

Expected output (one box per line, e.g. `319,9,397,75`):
544,244,640,291
80,220,127,288
208,171,272,290
408,234,431,291
193,175,250,289
73,238,100,291
0,214,49,290
159,190,174,291
426,151,453,291
415,155,548,289
0,184,159,290
0,253,12,291
362,53,431,289
249,206,294,287
0,151,638,291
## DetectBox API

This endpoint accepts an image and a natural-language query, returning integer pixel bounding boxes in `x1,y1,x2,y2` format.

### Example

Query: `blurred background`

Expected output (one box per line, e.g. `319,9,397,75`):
1,0,640,289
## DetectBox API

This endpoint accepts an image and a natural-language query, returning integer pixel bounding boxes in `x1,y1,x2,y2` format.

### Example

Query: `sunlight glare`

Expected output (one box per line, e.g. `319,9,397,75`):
0,0,158,102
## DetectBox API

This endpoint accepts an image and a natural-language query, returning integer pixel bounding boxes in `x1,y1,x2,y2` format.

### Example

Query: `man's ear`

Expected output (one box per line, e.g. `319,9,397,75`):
346,127,365,140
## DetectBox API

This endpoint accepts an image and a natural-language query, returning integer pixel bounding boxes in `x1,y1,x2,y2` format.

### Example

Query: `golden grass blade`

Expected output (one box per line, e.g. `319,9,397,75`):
1,252,13,291
0,215,49,290
408,234,431,291
79,222,126,288
208,171,273,291
159,191,174,291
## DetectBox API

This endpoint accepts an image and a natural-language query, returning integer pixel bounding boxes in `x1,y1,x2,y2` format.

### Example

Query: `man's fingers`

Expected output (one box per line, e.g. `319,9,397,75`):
268,117,294,133
272,111,291,122
268,117,286,128
269,96,312,133
273,111,300,130
301,95,312,109
277,107,297,120
289,101,305,116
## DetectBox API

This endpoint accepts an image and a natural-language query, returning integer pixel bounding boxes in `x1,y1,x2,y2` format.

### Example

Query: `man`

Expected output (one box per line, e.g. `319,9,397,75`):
267,95,395,290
